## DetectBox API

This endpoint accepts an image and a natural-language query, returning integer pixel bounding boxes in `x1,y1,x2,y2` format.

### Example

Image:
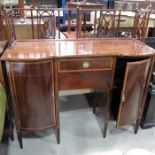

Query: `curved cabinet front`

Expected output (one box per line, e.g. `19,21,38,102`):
9,60,56,131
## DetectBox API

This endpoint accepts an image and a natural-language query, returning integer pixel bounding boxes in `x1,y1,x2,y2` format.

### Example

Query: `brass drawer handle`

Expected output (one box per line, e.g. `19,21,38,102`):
82,61,90,69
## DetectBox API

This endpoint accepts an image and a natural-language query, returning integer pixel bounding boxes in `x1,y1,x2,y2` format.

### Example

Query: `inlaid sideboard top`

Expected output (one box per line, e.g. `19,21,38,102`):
1,38,155,60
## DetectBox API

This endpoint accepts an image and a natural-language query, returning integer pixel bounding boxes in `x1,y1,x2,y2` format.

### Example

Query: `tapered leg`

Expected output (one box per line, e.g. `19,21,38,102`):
103,113,109,138
54,95,60,144
10,134,14,141
4,112,14,141
103,89,111,138
5,128,14,141
93,92,97,114
134,118,141,134
56,126,60,144
17,131,23,149
9,119,14,141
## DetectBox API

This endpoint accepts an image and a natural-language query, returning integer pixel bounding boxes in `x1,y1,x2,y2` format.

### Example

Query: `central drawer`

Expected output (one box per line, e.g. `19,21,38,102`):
58,57,114,73
58,71,114,90
57,57,116,90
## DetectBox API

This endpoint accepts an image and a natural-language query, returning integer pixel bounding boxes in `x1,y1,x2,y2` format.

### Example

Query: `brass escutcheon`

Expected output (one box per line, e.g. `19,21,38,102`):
82,61,90,68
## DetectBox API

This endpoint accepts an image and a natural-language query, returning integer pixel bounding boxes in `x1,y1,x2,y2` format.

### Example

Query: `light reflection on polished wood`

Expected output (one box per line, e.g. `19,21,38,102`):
1,38,155,60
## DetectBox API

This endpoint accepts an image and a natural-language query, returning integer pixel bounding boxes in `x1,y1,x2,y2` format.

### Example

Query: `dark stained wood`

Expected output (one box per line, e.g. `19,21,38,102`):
117,59,151,127
57,57,115,90
56,56,116,138
58,57,114,72
53,58,60,144
6,59,58,148
135,57,155,133
59,71,114,90
1,38,155,146
9,60,56,129
93,89,113,138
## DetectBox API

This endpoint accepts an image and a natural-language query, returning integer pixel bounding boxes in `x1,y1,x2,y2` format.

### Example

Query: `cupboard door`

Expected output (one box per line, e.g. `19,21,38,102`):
116,59,151,127
9,60,56,130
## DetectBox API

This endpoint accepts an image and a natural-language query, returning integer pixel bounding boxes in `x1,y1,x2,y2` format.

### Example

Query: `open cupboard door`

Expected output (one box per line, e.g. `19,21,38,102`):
116,59,151,127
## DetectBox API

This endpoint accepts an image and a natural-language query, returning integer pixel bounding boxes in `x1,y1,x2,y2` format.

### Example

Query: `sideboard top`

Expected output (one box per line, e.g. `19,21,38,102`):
1,38,155,60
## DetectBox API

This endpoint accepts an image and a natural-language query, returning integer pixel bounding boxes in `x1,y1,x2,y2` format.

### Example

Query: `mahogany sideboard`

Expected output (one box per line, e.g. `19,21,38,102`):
1,38,155,148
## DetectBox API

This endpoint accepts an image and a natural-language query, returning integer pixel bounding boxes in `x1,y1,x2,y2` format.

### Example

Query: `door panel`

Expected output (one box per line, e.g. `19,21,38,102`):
117,59,151,127
9,60,56,130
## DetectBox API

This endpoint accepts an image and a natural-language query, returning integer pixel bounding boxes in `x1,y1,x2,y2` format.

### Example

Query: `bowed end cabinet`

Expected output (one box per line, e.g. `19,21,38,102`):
1,38,155,148
1,59,59,148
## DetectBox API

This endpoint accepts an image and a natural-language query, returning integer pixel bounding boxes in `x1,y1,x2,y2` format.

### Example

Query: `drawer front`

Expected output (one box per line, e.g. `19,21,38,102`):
58,57,115,73
59,71,113,90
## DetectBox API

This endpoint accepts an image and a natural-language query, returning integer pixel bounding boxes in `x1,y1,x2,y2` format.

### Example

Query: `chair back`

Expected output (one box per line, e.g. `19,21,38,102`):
132,9,150,42
37,9,56,39
97,10,117,38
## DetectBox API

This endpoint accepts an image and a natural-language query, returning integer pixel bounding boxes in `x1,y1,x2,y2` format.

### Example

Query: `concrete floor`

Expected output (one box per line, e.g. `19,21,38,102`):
8,94,155,155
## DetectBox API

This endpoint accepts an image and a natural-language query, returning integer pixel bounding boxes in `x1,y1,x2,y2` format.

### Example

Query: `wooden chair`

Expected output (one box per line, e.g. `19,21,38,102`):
37,9,56,39
72,9,118,39
77,9,118,38
0,8,16,43
0,10,5,41
8,59,59,148
96,9,117,38
3,10,16,46
131,9,150,42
